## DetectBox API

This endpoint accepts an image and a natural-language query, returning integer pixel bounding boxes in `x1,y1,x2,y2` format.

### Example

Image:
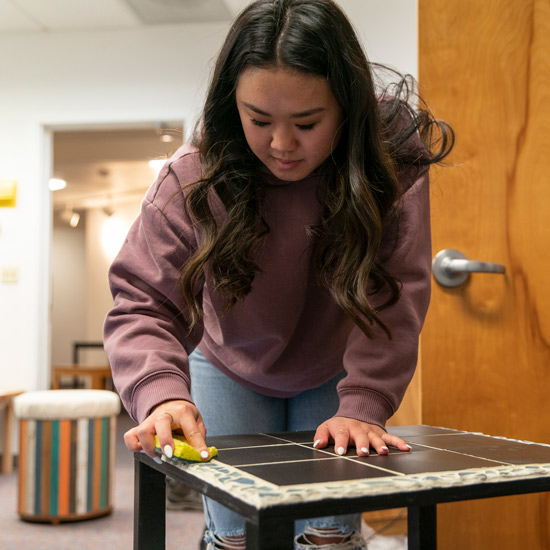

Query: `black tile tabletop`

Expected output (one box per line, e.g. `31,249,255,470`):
201,425,550,493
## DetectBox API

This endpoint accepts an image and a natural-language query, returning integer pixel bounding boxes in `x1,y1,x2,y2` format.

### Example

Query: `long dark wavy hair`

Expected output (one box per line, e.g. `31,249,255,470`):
180,0,454,338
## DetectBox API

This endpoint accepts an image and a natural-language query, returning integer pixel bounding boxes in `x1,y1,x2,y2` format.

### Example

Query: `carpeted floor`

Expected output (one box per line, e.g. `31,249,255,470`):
0,411,204,550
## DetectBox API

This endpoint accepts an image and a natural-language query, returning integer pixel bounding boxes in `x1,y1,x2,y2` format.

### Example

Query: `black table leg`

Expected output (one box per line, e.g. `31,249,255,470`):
246,517,294,550
407,505,437,550
134,457,166,550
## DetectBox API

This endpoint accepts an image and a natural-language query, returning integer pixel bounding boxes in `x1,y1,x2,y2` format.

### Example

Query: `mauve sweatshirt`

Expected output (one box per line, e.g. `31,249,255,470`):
103,143,432,427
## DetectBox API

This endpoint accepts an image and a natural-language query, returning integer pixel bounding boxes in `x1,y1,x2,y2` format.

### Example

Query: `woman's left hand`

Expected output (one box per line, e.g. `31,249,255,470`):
313,416,411,456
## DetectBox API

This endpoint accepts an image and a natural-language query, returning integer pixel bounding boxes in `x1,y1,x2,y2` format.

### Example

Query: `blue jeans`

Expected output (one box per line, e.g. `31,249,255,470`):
189,349,365,549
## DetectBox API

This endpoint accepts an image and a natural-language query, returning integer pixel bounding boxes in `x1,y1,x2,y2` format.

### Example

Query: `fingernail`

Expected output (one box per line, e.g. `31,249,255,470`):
361,447,370,455
337,447,345,456
405,444,412,451
163,445,173,459
153,457,163,464
381,446,389,452
201,450,210,460
313,440,321,448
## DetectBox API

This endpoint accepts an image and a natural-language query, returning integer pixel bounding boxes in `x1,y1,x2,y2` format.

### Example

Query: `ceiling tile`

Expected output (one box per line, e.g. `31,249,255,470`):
12,0,140,31
124,0,231,24
1,0,235,33
0,0,41,31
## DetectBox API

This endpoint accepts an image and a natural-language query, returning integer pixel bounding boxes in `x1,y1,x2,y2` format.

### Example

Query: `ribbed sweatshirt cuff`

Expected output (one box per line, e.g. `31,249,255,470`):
130,370,193,423
335,388,395,429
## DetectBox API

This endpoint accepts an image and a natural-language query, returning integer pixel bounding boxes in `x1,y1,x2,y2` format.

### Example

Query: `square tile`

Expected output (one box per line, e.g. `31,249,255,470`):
217,443,328,467
408,434,550,465
241,456,397,486
357,449,506,475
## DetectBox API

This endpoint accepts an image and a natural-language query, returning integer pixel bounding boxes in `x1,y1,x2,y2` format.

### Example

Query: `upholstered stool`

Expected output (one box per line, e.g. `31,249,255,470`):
14,389,120,523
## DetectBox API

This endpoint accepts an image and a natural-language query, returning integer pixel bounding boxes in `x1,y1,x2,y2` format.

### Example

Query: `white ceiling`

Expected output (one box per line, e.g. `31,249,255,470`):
0,0,249,32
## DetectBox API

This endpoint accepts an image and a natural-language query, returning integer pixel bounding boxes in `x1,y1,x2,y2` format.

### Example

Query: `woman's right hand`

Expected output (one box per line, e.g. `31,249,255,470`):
123,399,210,461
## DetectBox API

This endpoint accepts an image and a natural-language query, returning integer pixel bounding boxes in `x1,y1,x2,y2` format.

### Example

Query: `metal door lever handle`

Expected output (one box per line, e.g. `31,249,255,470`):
432,249,506,287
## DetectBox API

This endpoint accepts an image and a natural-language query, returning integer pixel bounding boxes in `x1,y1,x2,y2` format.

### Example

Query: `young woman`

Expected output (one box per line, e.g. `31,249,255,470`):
103,1,453,548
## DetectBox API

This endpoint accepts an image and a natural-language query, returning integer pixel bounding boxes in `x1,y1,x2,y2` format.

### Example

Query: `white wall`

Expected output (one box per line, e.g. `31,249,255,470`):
0,1,417,398
85,202,142,348
0,21,229,395
341,0,417,77
51,217,87,365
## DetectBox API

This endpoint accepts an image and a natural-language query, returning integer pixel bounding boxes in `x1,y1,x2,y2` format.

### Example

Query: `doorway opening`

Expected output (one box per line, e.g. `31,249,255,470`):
49,122,183,388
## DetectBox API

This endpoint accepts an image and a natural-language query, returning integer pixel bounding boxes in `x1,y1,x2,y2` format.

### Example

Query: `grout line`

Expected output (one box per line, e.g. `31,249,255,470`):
224,433,407,476
234,456,337,468
409,443,510,465
215,443,295,451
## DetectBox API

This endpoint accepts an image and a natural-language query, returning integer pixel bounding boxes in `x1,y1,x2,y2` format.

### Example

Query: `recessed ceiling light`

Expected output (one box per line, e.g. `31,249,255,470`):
49,178,67,191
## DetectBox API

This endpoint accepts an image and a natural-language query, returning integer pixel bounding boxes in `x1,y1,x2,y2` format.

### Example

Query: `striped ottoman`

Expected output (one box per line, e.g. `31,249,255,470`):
13,389,120,523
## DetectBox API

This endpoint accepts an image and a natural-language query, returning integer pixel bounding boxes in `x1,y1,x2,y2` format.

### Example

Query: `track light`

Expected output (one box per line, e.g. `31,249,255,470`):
155,123,178,144
60,207,80,228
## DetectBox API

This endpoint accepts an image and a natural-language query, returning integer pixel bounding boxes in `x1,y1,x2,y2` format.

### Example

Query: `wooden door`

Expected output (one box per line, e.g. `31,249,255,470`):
419,0,550,547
